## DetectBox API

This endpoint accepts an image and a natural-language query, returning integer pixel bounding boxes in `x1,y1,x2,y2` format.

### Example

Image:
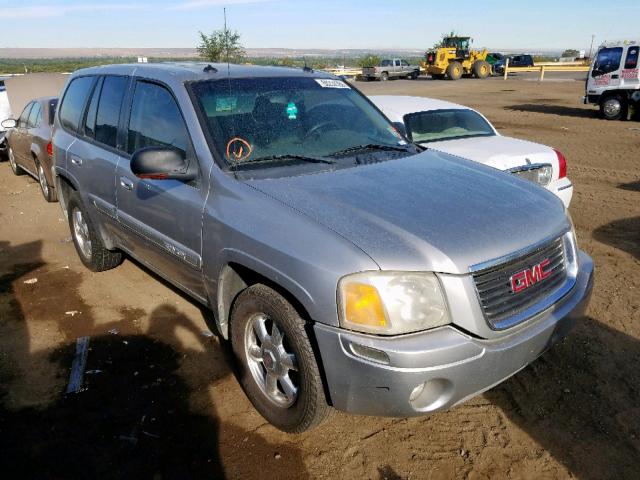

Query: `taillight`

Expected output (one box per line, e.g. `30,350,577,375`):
554,148,567,179
47,141,53,157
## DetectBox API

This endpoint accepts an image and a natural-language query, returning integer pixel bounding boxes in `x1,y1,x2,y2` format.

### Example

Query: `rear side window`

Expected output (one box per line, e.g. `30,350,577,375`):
593,47,623,76
625,46,639,69
59,76,95,132
95,76,127,148
126,81,189,156
27,102,42,128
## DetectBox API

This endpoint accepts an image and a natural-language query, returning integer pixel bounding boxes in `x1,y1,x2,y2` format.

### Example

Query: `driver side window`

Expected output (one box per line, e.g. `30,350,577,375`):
127,81,189,157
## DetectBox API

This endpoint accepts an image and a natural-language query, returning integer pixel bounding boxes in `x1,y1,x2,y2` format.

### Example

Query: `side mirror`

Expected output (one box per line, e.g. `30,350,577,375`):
1,118,16,129
130,147,196,181
392,121,407,137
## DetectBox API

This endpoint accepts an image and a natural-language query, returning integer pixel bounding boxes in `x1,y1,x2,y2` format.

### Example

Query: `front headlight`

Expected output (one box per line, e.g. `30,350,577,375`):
563,214,579,277
537,165,553,186
337,272,450,335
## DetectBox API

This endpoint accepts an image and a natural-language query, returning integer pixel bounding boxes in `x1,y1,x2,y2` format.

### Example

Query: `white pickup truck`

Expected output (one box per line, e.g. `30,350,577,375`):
361,58,421,81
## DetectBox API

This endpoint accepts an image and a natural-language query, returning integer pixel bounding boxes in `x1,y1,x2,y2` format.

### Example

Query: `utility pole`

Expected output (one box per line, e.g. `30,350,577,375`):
588,34,595,60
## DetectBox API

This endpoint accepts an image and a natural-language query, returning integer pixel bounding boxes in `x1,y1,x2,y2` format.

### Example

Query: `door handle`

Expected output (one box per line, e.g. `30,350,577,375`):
70,156,83,166
120,177,134,190
611,74,619,79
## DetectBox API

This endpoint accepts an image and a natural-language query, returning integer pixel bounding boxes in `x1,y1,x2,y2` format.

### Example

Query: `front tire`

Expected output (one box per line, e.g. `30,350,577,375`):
600,94,627,120
67,191,123,272
446,62,463,80
230,284,330,433
8,147,24,176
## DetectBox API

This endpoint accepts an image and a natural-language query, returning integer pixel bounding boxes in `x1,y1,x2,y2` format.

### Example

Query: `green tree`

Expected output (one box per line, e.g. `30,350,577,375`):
197,28,245,62
357,54,381,68
561,49,579,58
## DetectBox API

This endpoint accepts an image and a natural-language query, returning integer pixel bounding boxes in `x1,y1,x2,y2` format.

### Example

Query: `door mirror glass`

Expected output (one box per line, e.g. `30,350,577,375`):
130,147,196,181
1,118,16,129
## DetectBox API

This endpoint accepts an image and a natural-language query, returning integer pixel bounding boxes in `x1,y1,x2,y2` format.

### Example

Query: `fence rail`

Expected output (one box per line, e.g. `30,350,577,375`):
502,59,589,81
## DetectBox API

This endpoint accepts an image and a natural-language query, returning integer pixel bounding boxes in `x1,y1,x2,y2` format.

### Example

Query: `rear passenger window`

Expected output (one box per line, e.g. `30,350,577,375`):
95,76,127,148
625,47,639,69
28,102,41,128
127,81,189,156
59,76,95,132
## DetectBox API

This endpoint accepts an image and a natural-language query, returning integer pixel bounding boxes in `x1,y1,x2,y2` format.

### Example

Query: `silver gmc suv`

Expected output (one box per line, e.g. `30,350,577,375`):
52,63,594,433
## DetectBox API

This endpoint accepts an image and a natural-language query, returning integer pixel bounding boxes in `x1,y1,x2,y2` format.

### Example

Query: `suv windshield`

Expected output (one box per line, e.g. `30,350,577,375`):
190,77,407,169
404,109,495,143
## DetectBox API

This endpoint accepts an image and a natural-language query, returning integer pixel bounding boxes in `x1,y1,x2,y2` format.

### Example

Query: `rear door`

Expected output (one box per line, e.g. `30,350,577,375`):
115,79,207,300
621,45,639,89
68,75,130,235
24,101,42,173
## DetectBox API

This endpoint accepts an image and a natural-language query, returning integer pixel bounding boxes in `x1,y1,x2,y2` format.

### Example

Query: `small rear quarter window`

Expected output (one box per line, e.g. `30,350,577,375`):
59,76,95,132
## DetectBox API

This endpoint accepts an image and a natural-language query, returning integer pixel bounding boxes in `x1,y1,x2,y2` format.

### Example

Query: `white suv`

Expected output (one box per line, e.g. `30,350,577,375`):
583,40,640,120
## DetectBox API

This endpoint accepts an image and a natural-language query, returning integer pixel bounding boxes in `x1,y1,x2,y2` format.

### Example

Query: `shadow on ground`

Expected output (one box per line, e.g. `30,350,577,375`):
486,316,640,479
0,240,308,479
592,216,640,260
506,103,597,119
618,180,640,193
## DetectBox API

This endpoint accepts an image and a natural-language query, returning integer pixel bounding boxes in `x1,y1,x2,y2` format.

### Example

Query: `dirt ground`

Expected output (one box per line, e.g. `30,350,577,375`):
1,75,639,479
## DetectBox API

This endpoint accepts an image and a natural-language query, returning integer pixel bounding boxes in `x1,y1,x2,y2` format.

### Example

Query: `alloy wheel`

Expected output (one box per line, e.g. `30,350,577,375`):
244,313,299,408
72,207,92,260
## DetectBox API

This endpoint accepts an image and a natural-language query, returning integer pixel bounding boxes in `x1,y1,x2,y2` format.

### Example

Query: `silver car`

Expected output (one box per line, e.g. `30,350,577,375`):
52,63,593,433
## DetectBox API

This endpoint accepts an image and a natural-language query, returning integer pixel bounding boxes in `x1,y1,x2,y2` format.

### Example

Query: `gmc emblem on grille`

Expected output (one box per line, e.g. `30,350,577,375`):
510,258,552,293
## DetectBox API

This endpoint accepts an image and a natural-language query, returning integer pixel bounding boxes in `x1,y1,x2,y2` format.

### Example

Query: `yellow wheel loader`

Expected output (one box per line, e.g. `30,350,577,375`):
422,36,491,80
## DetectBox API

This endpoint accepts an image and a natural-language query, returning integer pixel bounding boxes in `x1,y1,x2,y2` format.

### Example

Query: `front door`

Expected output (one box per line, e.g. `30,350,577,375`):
115,79,207,300
11,102,33,166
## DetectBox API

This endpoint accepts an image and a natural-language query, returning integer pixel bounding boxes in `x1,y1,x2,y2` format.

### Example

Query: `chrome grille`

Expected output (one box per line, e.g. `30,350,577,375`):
472,237,567,328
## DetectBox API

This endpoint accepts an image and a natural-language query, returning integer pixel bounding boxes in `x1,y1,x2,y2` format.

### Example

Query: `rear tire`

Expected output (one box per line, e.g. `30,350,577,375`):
8,147,24,176
36,159,57,202
380,72,389,81
446,62,463,80
410,70,419,79
230,284,330,433
67,191,123,272
473,60,491,79
600,94,627,120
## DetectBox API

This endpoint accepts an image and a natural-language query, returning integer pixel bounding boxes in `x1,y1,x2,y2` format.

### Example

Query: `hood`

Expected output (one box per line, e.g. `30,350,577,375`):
426,135,555,171
247,150,569,274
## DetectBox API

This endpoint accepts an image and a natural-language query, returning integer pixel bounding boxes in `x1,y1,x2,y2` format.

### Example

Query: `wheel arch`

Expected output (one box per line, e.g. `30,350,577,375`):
216,261,315,341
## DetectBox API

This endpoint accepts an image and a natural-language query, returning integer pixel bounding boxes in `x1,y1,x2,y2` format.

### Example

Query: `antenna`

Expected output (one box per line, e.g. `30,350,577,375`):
223,7,238,176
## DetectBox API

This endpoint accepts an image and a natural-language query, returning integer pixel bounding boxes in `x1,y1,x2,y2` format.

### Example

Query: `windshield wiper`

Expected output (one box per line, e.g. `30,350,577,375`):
233,154,335,168
329,143,412,157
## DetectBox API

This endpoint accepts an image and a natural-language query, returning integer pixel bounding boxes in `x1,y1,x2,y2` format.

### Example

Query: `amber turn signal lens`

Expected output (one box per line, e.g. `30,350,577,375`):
344,283,387,328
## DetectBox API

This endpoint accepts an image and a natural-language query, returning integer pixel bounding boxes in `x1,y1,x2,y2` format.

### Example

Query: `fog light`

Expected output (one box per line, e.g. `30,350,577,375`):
409,379,454,411
348,342,390,365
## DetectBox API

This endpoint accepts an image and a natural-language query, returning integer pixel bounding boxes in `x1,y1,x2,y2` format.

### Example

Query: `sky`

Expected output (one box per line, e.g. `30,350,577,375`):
0,0,638,51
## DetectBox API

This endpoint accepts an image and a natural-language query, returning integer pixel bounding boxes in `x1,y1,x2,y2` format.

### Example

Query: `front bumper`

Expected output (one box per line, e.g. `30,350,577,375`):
314,251,594,417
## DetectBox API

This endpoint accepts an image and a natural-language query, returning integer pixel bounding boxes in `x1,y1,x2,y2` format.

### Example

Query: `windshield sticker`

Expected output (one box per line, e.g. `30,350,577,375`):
226,137,253,162
216,96,237,112
286,102,298,120
315,79,350,89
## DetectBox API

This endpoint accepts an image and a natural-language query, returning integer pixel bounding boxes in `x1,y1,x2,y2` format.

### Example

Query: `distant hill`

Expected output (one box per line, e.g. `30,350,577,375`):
0,46,564,60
